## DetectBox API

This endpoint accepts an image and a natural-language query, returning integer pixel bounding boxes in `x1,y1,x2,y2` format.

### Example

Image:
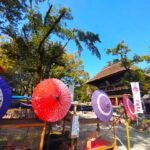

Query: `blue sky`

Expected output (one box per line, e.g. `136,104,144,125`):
49,0,150,77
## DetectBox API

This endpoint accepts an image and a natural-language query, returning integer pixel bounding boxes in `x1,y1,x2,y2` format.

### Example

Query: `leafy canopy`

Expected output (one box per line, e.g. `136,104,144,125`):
0,1,101,98
106,41,150,94
0,0,101,86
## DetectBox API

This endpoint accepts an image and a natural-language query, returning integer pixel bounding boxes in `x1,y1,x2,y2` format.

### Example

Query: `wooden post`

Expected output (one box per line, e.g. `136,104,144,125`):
115,97,118,106
40,123,46,150
125,114,131,150
113,122,117,146
71,103,78,150
62,118,66,135
96,123,100,132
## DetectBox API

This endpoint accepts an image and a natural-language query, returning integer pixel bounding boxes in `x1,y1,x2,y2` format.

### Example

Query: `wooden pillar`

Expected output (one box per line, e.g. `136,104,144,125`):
115,97,118,106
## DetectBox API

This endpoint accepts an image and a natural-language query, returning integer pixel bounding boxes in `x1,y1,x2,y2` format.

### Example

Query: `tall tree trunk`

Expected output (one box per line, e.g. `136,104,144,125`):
33,65,42,87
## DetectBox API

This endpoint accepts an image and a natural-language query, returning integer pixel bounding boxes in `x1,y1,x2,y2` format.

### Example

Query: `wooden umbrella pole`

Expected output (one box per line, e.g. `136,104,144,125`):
125,114,131,150
40,123,46,150
46,123,52,150
113,121,117,146
71,139,74,150
62,118,66,135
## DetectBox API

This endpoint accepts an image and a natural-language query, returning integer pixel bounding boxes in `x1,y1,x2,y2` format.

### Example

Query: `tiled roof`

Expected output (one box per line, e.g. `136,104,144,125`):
87,62,126,83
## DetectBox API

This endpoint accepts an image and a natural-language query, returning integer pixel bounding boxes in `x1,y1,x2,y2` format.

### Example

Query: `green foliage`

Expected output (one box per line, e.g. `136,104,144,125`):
145,68,150,73
106,40,130,57
0,36,15,70
49,53,88,84
0,0,101,89
133,54,150,63
106,41,132,70
106,41,150,94
74,84,97,102
0,0,27,26
122,69,145,84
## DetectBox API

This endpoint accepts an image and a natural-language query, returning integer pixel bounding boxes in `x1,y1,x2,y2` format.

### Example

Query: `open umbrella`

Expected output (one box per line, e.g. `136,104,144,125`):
91,90,113,122
123,95,136,120
0,76,12,118
32,78,71,122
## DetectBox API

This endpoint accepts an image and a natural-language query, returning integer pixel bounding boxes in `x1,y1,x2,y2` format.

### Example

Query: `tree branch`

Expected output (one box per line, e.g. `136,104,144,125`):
29,0,38,35
29,0,32,9
62,37,71,50
22,27,29,45
38,11,66,53
44,53,64,78
44,5,53,25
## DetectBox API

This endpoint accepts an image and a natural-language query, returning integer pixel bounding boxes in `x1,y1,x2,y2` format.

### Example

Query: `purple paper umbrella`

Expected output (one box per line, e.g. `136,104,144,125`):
91,90,113,122
0,76,12,119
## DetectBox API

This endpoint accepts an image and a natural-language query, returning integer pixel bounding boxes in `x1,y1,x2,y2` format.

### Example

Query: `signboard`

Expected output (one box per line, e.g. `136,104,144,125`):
131,82,143,114
71,115,79,138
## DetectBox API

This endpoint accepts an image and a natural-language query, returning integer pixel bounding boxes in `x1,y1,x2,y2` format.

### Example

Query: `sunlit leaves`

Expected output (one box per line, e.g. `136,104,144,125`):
50,52,89,85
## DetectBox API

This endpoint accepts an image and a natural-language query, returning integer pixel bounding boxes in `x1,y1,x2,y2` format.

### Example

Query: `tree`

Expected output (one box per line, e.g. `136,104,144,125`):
0,0,27,27
106,41,131,70
74,84,97,102
1,0,101,87
50,52,95,102
0,36,15,70
106,41,150,95
0,50,91,96
50,52,89,83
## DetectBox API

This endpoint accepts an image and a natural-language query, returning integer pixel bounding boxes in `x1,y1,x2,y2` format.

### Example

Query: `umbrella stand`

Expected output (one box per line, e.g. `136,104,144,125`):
114,106,131,150
117,105,131,150
31,78,71,150
122,95,136,150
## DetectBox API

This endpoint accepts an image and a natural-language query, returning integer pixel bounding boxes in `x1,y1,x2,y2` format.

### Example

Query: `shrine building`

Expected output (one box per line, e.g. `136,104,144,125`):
87,62,150,106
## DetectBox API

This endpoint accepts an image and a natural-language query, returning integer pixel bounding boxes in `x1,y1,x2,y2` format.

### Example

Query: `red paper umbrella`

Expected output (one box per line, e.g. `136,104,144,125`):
32,78,71,122
123,95,136,120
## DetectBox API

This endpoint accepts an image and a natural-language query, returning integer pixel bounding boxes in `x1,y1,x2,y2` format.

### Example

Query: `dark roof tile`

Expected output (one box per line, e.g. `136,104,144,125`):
87,62,125,83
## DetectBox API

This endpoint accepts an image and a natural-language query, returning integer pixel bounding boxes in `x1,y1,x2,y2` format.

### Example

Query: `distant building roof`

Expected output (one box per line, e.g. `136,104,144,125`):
87,62,126,84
